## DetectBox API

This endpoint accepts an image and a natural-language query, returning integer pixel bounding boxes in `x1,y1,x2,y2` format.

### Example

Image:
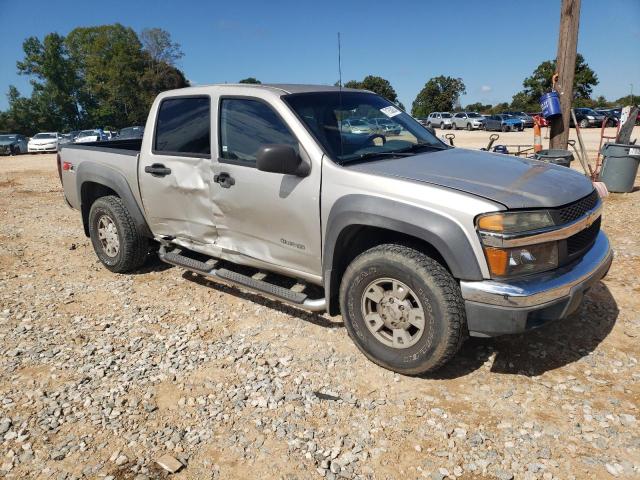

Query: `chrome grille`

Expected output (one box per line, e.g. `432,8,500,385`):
566,217,601,257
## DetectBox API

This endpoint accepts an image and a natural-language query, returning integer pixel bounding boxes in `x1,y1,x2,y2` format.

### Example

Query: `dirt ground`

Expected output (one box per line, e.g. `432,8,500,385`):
0,127,639,480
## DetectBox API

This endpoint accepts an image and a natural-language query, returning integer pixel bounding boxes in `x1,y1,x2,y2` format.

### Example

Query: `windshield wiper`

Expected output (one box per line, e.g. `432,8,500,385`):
401,142,448,153
340,151,416,165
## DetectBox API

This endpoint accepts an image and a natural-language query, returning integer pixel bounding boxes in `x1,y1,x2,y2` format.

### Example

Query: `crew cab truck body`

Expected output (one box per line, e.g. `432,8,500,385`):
59,84,613,374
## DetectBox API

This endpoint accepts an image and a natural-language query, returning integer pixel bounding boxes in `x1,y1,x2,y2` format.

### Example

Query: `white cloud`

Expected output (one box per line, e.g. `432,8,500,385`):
480,85,492,93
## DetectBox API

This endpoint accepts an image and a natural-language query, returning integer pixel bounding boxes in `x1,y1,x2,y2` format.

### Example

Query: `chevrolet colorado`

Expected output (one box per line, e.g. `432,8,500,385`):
59,84,612,374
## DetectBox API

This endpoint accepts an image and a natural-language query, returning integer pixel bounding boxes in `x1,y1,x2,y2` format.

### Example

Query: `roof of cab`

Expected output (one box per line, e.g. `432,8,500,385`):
187,83,368,95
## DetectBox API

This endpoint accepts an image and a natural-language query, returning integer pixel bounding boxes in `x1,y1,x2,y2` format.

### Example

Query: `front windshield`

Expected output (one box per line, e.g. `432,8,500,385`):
579,108,598,115
78,130,96,137
441,113,452,118
33,133,57,139
0,135,16,141
283,91,447,164
467,113,481,118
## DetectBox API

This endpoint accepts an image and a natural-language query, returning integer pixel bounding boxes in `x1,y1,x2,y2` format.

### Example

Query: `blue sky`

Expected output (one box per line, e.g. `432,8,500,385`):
1,0,639,111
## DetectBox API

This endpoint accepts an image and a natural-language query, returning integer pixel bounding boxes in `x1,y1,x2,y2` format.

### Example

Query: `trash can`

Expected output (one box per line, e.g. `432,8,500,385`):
534,149,574,168
599,143,640,193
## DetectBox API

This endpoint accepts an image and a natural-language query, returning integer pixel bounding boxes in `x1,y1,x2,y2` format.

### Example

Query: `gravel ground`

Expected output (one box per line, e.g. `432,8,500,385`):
0,138,639,480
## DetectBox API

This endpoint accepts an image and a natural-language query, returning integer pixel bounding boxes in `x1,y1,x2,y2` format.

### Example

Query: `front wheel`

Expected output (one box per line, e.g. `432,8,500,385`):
466,123,472,131
579,119,589,128
501,124,509,132
89,195,148,273
339,244,466,375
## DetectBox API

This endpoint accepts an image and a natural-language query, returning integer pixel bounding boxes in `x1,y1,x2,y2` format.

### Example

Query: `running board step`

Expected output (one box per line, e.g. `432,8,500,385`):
158,247,326,312
216,268,307,304
163,251,214,273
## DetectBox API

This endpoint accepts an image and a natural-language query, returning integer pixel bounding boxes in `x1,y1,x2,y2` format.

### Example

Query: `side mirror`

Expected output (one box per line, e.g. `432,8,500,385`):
256,144,309,176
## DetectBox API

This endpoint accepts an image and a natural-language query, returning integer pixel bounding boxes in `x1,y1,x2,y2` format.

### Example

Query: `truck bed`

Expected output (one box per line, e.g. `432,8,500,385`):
60,139,142,212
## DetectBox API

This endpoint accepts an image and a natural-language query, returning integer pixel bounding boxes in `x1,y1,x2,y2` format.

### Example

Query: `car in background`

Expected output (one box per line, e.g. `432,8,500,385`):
484,114,524,132
503,111,534,128
104,130,117,140
415,117,429,127
116,126,145,140
339,119,375,135
451,112,485,130
0,134,28,155
74,129,108,143
426,112,453,129
366,117,402,135
59,131,80,146
28,132,61,153
570,108,606,128
595,108,621,127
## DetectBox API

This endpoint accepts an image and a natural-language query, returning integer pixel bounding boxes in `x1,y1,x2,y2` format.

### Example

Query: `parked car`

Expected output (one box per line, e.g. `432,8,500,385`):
0,133,28,155
75,129,108,143
117,126,145,140
339,119,375,135
426,112,453,129
595,108,621,127
59,132,79,146
59,83,612,375
366,117,402,135
451,112,485,130
484,114,524,132
570,108,606,128
28,132,61,153
503,111,534,128
416,117,429,127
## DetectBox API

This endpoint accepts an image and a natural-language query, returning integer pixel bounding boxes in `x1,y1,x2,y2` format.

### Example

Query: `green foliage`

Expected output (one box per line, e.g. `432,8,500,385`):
344,75,399,104
464,102,492,113
411,76,466,117
2,25,188,135
239,77,261,84
489,102,510,114
613,94,638,106
510,53,598,112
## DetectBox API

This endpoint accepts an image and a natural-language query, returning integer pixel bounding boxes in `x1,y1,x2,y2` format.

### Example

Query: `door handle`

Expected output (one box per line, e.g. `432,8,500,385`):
214,172,235,188
144,163,172,177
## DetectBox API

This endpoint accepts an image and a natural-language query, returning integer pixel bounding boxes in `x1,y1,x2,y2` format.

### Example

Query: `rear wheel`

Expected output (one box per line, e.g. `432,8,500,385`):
339,244,466,375
89,195,148,273
501,124,509,132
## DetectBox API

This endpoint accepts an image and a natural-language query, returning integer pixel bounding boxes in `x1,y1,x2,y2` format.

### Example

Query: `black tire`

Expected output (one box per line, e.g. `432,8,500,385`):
440,122,445,130
451,122,457,130
466,123,472,131
426,122,432,128
88,195,148,273
501,124,509,132
579,119,589,128
339,244,465,375
518,125,524,132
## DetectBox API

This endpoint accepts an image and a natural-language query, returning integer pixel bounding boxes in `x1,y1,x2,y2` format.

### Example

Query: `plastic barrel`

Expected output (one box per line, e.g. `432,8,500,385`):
599,143,640,193
534,149,574,168
540,92,561,118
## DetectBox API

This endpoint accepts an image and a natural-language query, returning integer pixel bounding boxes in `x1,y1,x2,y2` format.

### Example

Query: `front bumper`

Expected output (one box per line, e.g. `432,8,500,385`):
28,144,58,152
460,231,613,337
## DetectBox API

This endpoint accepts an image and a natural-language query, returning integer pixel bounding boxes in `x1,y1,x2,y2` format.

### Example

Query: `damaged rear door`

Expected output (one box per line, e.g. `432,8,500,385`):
138,95,219,245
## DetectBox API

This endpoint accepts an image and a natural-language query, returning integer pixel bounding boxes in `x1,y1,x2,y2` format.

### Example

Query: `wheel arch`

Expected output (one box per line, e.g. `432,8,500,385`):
323,195,484,315
76,162,152,238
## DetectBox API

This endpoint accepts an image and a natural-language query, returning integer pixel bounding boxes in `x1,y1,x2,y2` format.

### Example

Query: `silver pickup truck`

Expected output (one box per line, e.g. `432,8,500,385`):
59,84,612,375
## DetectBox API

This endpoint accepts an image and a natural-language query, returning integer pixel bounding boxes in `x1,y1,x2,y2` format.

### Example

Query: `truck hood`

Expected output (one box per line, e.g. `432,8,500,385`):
346,147,594,209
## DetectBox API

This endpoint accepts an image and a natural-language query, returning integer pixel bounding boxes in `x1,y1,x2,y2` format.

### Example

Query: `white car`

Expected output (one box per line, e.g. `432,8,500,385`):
28,132,61,153
451,112,485,130
75,130,107,143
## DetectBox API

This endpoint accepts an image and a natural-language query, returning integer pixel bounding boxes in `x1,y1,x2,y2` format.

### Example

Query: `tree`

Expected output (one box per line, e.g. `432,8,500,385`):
140,28,183,66
344,75,400,104
509,91,538,112
512,53,598,109
465,102,492,113
239,77,261,84
411,76,466,117
489,102,510,114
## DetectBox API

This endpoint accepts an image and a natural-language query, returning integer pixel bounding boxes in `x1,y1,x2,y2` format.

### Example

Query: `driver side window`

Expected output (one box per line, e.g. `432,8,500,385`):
219,98,298,167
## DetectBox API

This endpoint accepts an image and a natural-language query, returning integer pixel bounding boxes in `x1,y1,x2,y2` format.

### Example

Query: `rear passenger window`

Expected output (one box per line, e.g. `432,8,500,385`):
154,97,210,157
219,98,298,166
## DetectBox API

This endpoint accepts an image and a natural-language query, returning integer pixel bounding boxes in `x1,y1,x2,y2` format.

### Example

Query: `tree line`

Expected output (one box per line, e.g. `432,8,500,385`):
0,29,629,136
0,25,188,135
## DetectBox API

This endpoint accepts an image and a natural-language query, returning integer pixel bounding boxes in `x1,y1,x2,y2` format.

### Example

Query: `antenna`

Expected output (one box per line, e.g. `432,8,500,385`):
338,32,344,157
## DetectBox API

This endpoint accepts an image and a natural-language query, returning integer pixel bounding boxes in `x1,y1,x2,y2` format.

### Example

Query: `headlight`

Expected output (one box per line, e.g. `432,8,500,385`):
587,115,594,120
483,242,558,277
477,211,554,233
477,211,558,278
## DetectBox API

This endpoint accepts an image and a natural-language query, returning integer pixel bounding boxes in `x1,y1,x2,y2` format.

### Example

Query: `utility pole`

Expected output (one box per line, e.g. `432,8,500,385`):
549,0,581,150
